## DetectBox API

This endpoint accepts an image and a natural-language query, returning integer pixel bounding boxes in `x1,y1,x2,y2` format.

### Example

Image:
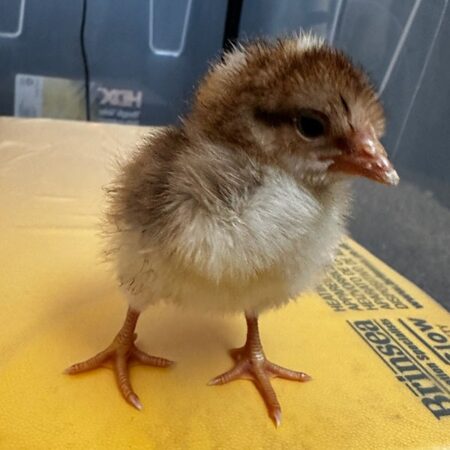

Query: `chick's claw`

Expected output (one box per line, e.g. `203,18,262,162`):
266,361,311,381
209,346,310,427
65,336,173,410
65,308,174,410
208,326,310,428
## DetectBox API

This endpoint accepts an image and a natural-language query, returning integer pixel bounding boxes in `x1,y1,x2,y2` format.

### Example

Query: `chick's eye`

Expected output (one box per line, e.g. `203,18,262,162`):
296,110,326,140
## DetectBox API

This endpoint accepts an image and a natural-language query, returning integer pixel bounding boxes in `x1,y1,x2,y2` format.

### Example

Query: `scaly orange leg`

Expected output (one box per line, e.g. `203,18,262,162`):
65,307,174,410
208,313,311,427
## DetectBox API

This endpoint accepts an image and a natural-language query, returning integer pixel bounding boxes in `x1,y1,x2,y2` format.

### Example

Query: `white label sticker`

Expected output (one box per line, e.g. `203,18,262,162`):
14,74,43,117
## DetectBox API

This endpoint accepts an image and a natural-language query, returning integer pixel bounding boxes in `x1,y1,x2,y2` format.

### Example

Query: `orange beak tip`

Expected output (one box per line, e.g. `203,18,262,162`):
333,131,400,186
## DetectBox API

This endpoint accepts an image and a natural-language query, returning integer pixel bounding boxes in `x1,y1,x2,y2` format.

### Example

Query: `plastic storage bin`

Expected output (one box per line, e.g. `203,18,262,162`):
85,0,227,125
0,0,227,125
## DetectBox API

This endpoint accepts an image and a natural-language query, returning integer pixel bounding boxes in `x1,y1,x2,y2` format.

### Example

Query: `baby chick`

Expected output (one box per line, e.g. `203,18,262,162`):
66,33,399,426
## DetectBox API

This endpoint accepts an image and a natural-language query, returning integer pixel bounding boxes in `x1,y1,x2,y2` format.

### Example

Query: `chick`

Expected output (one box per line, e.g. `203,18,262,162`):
66,33,399,426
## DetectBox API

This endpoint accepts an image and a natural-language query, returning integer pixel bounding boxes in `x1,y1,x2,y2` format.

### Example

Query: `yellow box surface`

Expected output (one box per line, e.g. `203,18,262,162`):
0,118,449,449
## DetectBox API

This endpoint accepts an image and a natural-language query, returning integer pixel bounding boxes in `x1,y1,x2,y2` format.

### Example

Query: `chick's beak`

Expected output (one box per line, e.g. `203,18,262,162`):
329,129,400,185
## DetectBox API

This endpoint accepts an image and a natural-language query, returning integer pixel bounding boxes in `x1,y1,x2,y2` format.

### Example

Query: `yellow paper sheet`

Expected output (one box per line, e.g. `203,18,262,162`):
0,117,449,449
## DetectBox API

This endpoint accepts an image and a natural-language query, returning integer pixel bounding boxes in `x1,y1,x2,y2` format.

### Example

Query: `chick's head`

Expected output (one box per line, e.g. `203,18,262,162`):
188,33,399,187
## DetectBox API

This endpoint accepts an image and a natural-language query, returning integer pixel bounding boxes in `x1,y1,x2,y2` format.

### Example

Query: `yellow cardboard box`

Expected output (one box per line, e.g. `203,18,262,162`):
0,118,448,449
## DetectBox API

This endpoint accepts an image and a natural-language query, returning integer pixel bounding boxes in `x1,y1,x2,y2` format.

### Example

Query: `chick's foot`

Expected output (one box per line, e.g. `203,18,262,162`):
65,308,174,410
208,314,310,427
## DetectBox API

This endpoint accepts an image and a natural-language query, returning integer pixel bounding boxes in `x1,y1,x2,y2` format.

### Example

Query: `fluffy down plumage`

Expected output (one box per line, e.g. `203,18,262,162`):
103,33,385,314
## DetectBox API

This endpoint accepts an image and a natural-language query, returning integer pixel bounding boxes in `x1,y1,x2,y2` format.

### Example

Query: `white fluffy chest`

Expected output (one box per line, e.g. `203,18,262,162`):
170,168,348,279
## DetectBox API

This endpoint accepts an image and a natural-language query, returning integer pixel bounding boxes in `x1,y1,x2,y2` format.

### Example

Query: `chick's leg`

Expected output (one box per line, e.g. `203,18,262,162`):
208,313,310,426
65,307,173,410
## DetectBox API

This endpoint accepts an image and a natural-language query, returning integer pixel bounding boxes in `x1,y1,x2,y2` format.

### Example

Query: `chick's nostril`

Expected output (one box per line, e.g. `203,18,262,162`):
376,156,390,169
